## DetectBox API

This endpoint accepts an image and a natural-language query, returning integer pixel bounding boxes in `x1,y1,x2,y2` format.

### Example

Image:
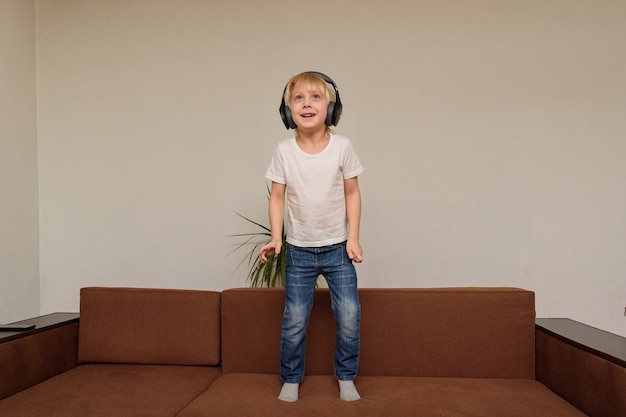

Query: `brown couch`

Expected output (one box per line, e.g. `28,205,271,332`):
0,287,624,416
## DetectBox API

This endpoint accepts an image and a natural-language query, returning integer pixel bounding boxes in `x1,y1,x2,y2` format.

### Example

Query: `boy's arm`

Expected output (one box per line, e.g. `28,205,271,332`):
259,181,286,263
344,176,363,263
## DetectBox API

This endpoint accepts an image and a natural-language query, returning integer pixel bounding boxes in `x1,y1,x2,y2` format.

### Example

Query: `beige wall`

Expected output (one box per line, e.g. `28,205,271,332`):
0,0,39,323
29,0,626,336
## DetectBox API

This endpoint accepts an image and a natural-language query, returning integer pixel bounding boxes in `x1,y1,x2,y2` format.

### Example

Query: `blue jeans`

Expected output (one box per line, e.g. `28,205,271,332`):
280,241,360,383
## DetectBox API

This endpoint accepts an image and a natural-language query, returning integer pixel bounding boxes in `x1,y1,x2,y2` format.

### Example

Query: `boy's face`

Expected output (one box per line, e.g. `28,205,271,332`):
289,81,328,131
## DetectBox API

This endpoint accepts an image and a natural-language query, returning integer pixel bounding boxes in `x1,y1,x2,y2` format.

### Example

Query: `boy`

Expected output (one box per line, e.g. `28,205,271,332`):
259,71,364,402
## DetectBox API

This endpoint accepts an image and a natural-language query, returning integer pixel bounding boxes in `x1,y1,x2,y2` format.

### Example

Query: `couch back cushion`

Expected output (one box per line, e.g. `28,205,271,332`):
78,287,221,365
221,287,535,379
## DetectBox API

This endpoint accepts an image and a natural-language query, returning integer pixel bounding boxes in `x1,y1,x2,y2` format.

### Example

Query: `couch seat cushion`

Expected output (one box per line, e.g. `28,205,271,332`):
178,374,587,417
0,364,221,417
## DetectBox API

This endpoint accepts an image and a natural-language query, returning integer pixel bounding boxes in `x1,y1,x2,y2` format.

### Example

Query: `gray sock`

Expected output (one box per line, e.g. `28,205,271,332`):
339,380,361,401
278,382,299,402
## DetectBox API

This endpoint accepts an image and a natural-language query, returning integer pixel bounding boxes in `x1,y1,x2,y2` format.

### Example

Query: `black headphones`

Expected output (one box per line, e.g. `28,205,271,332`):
279,71,343,129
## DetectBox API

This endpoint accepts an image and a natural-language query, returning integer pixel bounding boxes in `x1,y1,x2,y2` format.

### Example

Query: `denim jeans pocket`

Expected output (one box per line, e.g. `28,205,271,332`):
286,242,349,268
324,242,348,267
285,243,296,267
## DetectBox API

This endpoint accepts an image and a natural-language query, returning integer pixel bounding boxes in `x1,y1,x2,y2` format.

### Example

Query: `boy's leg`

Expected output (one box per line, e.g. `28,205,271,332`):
321,242,361,399
279,244,318,400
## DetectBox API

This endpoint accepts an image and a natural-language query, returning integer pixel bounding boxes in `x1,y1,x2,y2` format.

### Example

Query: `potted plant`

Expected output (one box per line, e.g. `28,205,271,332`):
229,185,286,287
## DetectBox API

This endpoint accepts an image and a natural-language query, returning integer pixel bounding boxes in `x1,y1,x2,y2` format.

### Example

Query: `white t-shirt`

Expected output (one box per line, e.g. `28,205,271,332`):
265,134,364,247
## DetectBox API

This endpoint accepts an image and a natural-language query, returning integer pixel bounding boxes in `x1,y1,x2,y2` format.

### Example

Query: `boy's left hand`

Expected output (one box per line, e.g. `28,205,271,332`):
347,240,363,263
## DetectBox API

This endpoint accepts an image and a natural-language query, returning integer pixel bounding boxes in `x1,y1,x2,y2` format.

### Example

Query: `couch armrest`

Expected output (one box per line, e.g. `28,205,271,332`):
0,313,79,400
535,318,626,417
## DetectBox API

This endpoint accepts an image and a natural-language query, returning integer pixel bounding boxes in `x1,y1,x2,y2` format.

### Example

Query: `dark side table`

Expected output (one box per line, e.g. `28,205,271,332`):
0,312,79,344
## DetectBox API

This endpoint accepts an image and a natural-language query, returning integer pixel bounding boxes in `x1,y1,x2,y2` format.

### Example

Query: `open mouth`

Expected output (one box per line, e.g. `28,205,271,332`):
301,113,315,118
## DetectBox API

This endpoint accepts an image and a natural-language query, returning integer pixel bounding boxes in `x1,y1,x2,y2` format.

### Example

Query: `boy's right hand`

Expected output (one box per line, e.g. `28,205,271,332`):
259,240,282,263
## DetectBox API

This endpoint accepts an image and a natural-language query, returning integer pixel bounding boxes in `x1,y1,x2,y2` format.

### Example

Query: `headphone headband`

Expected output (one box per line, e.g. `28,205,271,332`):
279,71,343,129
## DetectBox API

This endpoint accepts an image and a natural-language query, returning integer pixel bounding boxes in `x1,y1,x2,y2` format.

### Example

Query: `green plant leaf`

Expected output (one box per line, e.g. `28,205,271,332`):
228,191,286,287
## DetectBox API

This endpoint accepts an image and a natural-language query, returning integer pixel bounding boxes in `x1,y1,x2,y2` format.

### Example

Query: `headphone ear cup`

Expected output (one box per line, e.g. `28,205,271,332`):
279,93,297,129
331,97,342,126
326,101,335,126
283,106,297,129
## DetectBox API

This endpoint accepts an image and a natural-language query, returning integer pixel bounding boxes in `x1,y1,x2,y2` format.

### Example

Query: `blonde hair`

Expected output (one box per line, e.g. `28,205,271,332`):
284,72,337,109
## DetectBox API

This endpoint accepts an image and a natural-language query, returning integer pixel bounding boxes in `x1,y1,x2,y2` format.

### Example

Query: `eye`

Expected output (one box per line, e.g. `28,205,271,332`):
312,94,322,100
293,95,303,102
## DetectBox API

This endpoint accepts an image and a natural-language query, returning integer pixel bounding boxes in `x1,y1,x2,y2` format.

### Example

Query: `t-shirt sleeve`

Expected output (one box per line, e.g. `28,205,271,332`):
265,146,286,184
341,140,364,179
